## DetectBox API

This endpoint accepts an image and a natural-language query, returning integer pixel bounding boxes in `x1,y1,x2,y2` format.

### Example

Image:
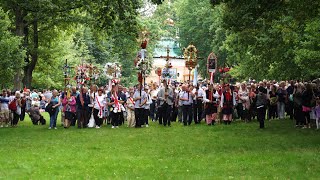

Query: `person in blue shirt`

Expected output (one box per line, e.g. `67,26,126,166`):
0,90,10,127
47,90,61,129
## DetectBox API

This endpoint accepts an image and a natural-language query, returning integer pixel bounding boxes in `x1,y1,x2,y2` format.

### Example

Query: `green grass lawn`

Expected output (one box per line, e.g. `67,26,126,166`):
0,113,319,179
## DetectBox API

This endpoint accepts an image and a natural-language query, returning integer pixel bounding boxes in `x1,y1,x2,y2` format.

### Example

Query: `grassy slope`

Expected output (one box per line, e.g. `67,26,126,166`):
0,114,319,179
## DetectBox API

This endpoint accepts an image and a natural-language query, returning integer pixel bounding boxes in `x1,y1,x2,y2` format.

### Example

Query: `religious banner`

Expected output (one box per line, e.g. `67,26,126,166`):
74,63,91,86
184,44,198,70
184,44,198,84
162,68,177,80
207,52,217,73
74,61,100,87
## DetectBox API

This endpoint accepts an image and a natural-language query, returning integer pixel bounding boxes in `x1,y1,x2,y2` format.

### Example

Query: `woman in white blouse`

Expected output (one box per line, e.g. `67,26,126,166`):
93,88,106,128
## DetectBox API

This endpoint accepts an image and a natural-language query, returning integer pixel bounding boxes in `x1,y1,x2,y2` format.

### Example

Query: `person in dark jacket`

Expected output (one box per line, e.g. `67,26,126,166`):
286,81,295,119
256,87,268,128
301,83,314,129
28,104,46,125
76,87,91,128
293,83,304,127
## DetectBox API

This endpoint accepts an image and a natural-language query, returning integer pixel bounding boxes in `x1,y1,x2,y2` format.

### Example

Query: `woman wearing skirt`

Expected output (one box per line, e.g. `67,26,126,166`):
204,84,220,125
220,84,236,125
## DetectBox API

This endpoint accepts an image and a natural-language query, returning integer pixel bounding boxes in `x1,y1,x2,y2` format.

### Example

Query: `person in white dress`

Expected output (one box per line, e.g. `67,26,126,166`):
93,88,106,128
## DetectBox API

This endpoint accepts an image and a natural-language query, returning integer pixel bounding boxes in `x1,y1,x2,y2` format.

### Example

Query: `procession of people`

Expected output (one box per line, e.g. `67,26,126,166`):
1,79,320,130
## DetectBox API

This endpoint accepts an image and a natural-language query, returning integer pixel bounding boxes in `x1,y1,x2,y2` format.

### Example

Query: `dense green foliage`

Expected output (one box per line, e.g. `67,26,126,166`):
175,0,228,80
0,114,319,179
173,0,320,81
0,0,319,89
217,0,320,81
0,0,144,89
0,8,25,89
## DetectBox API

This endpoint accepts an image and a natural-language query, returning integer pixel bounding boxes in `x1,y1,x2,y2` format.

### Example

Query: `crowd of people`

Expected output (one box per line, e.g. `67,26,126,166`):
0,79,320,130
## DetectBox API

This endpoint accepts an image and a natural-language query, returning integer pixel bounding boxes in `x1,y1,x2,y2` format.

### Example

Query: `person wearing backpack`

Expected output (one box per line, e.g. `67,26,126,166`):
10,91,22,127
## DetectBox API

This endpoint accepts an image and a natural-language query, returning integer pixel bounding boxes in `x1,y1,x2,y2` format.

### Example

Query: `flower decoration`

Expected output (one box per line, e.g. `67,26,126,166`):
184,44,198,69
74,64,90,86
88,65,100,80
137,60,152,77
74,62,101,86
219,67,231,73
184,45,198,62
111,79,120,85
104,62,122,80
135,49,152,77
135,29,151,83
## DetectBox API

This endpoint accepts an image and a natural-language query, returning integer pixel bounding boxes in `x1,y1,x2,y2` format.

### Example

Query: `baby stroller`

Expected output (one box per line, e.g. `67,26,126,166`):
28,105,46,125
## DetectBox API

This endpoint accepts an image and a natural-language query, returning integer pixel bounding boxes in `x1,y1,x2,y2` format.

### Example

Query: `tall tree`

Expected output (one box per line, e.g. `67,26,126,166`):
0,8,25,89
0,0,142,89
211,0,320,81
175,0,221,78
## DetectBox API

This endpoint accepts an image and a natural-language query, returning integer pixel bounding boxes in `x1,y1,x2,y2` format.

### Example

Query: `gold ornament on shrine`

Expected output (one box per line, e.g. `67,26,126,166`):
184,44,198,70
104,62,122,80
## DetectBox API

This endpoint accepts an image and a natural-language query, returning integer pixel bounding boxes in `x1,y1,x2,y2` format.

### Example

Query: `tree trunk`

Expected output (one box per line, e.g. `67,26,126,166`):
13,6,25,90
23,19,38,89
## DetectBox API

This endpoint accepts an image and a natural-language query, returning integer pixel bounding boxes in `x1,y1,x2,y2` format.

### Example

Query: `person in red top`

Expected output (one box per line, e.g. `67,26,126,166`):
220,84,236,125
217,84,224,123
204,84,220,125
62,92,77,128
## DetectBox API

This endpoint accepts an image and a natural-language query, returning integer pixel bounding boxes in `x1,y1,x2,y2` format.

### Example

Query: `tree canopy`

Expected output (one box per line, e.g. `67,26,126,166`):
0,0,144,89
0,8,25,89
162,0,320,81
0,0,319,90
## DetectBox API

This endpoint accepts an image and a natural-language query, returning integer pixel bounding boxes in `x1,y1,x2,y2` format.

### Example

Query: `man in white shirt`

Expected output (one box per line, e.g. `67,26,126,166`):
192,84,206,124
143,86,152,127
133,84,147,128
149,84,158,122
157,79,174,127
180,84,195,126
